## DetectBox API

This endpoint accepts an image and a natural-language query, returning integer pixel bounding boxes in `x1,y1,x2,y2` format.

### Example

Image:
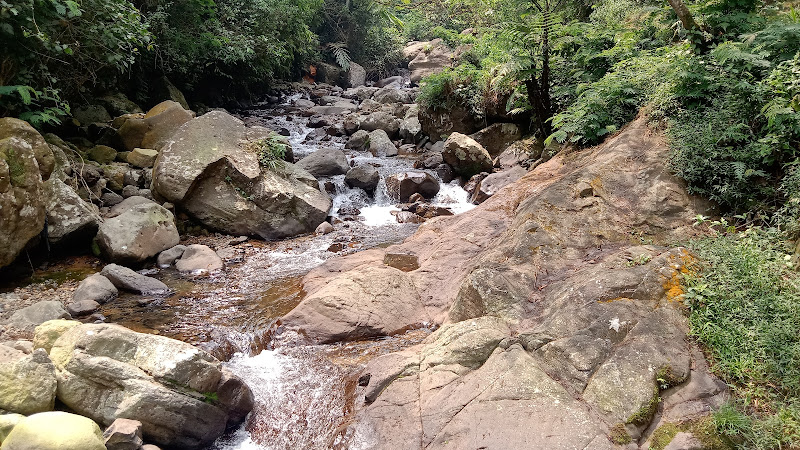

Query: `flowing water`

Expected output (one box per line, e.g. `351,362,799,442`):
2,92,475,449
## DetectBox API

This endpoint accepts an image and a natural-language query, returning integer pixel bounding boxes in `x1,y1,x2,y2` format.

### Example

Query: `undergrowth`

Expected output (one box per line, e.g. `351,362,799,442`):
682,225,800,449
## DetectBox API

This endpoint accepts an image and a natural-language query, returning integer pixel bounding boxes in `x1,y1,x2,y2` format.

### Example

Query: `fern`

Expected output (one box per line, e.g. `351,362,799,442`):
327,42,352,71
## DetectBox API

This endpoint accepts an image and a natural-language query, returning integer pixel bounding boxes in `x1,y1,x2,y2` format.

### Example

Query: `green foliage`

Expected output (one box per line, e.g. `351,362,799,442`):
683,227,800,449
0,0,150,125
248,133,287,171
418,64,490,120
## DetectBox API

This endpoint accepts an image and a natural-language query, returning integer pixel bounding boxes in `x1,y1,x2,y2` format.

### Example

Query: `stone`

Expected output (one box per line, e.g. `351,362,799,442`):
1,412,105,450
315,221,334,235
32,320,81,354
295,147,350,177
383,251,420,271
216,369,255,425
359,111,400,137
373,88,412,104
394,211,425,224
4,302,70,334
73,104,112,124
98,93,142,116
307,116,329,128
141,446,161,450
407,40,454,83
152,111,330,239
102,191,124,206
100,264,170,295
309,102,358,116
385,171,440,202
0,347,57,415
420,104,482,140
103,418,144,450
469,123,522,157
118,101,193,151
470,166,527,203
368,130,398,157
442,132,493,178
375,76,403,88
157,245,187,268
121,185,139,198
664,432,704,450
87,145,117,164
346,130,370,150
345,165,380,194
346,62,367,88
281,266,429,344
155,76,190,110
175,244,224,273
66,300,100,317
49,323,253,449
43,177,99,246
96,197,179,263
399,105,423,144
0,413,24,443
0,119,55,267
127,148,158,168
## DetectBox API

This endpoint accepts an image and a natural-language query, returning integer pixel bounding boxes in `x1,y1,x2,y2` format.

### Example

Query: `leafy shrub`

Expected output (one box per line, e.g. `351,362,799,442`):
248,133,287,171
684,226,800,449
417,64,490,120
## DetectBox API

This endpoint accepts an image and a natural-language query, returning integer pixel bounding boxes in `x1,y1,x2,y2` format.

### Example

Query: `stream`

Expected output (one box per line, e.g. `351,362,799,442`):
2,92,475,449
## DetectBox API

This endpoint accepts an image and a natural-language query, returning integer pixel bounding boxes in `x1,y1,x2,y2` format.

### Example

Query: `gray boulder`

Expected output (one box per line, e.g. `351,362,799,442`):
406,40,453,83
100,264,169,295
65,300,100,317
0,346,57,415
442,132,493,178
96,197,179,264
385,171,440,202
373,88,412,104
4,302,70,335
103,418,144,450
47,323,253,449
157,245,186,268
175,244,223,273
345,165,380,194
346,62,367,88
127,148,158,168
346,130,370,150
470,123,522,157
296,147,350,177
399,105,423,144
359,111,400,137
470,166,527,203
152,111,331,239
368,130,398,157
43,177,100,246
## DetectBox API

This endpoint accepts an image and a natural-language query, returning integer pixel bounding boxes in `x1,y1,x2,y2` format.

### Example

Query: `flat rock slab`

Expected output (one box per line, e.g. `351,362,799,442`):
100,264,170,295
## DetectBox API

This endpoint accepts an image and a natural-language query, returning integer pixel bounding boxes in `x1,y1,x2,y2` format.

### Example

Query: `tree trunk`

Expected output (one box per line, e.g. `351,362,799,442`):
666,0,699,31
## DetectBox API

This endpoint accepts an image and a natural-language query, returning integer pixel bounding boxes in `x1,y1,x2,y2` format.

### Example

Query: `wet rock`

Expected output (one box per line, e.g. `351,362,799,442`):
118,101,193,151
315,221,334,235
127,148,158,168
100,264,170,295
48,323,253,449
359,111,400,137
103,418,144,450
345,165,380,194
337,205,361,216
43,177,100,246
157,245,187,268
4,302,70,335
0,346,57,415
385,171,440,202
442,132,493,178
307,116,329,128
383,251,420,271
175,244,224,273
1,411,105,450
216,369,255,426
469,123,522,157
282,266,429,343
152,111,330,239
346,130,370,150
470,166,527,203
394,211,425,224
435,164,454,183
73,273,118,304
66,300,100,317
368,130,398,157
296,147,349,177
96,197,179,263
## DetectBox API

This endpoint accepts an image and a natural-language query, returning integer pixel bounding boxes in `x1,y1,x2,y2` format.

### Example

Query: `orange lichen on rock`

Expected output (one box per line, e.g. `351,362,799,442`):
662,249,698,303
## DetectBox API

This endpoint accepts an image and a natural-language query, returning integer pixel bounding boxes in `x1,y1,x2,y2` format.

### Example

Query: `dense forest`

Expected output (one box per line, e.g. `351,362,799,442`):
2,0,800,448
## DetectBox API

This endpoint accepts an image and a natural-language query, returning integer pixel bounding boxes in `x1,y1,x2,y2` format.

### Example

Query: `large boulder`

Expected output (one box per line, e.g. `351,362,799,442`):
0,345,56,415
368,130,398,157
72,273,118,304
399,105,423,144
152,111,331,239
359,111,400,137
43,177,100,247
406,40,454,83
117,101,193,151
46,323,254,449
296,147,350,177
0,413,24,443
442,132,493,178
4,301,70,335
175,244,223,273
346,62,367,88
345,165,380,194
419,104,482,141
373,88,412,105
385,171,440,202
100,264,169,295
95,197,179,264
0,118,55,268
1,412,105,450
